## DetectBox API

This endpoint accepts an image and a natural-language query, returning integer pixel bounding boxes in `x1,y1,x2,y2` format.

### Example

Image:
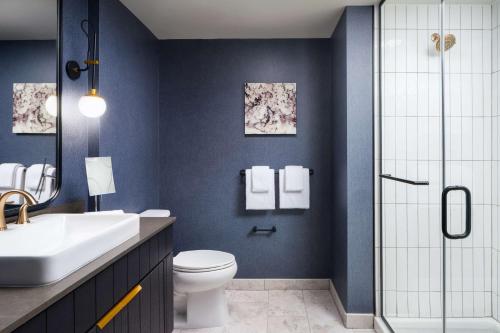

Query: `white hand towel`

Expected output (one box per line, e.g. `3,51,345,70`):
284,165,304,192
25,164,48,191
251,166,270,192
34,167,56,202
0,163,22,188
279,168,309,209
14,167,26,189
246,168,275,210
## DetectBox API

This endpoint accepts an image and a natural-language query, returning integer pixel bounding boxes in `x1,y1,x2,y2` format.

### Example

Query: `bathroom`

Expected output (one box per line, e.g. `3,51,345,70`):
1,0,494,332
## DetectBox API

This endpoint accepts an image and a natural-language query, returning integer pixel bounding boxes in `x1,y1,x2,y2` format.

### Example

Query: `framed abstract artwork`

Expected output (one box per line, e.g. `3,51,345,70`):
12,83,57,134
244,83,296,135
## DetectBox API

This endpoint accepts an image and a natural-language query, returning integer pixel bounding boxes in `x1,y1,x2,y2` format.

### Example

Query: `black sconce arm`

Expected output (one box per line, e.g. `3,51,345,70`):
65,19,98,81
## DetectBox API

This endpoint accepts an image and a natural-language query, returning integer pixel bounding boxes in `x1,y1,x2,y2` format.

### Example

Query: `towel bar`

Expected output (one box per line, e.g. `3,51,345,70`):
252,226,277,233
240,169,313,176
379,174,429,186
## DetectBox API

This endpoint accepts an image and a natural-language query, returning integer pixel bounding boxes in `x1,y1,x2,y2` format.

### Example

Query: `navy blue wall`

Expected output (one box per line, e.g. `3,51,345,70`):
98,0,159,211
159,39,332,278
55,0,374,314
0,41,56,166
330,7,374,314
56,0,91,206
56,0,160,211
330,12,349,310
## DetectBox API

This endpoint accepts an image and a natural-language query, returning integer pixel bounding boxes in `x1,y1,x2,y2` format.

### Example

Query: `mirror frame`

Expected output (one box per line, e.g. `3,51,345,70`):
5,0,63,218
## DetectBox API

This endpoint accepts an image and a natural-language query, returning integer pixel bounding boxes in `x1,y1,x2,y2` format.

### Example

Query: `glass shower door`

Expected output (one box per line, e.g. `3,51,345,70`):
380,1,497,332
442,1,492,332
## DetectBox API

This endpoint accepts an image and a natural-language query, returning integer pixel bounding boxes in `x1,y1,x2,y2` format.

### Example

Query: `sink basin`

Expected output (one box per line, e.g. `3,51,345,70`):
0,213,140,286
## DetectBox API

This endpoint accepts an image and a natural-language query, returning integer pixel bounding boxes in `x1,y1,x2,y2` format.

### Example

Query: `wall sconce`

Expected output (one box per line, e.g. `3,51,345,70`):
66,20,107,118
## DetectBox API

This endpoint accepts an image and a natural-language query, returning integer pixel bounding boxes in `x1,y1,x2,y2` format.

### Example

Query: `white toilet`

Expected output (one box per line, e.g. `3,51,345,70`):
173,250,237,329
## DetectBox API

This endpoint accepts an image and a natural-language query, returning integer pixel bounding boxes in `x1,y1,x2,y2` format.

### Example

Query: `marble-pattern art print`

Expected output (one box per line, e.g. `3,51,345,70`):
244,83,296,135
13,83,57,134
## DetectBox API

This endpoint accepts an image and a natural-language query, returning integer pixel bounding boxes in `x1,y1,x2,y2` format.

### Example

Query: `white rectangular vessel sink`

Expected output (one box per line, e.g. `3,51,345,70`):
0,213,140,286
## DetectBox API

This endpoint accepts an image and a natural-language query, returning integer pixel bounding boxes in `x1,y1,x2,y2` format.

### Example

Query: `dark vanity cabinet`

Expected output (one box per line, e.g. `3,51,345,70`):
14,226,173,333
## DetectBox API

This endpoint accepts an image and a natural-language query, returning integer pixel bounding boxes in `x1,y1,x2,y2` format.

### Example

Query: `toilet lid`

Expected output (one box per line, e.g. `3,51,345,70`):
174,250,235,272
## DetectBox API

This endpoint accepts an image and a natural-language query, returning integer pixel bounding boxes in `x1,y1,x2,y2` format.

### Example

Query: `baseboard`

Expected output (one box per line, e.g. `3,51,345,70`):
329,280,374,329
226,278,330,290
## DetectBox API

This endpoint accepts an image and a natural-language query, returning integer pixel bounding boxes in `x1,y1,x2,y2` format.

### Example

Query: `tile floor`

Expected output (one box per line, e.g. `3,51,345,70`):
173,289,375,333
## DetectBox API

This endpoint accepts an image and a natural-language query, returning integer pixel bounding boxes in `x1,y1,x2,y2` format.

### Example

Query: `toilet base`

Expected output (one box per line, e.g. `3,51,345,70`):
174,287,228,329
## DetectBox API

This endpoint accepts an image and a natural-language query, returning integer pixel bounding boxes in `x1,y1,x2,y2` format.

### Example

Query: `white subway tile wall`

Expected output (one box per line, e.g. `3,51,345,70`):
493,0,500,322
379,2,495,320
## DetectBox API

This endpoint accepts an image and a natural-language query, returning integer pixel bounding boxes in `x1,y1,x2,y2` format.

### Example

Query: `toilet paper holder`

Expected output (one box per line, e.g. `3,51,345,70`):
252,226,277,233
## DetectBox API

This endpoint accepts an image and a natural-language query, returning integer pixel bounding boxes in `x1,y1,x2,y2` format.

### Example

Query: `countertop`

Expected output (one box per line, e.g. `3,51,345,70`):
0,216,175,333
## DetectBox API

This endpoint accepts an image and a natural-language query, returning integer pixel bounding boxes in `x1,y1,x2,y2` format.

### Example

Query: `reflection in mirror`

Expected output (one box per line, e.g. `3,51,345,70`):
0,0,58,208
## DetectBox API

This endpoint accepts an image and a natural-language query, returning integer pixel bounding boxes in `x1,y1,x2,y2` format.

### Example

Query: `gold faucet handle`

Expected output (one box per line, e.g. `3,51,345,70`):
17,204,31,225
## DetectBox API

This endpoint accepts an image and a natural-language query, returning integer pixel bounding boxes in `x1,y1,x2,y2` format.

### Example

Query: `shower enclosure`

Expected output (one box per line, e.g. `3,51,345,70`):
378,1,500,332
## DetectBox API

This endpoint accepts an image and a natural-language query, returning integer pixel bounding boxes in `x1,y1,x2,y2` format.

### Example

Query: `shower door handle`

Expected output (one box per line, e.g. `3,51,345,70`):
441,186,471,240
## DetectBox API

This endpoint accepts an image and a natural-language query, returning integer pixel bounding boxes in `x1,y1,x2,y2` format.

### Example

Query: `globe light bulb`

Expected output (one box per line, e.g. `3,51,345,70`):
78,89,107,118
45,95,58,117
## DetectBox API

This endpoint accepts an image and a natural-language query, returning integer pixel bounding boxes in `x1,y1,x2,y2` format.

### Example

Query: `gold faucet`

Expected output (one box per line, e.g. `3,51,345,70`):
0,190,38,231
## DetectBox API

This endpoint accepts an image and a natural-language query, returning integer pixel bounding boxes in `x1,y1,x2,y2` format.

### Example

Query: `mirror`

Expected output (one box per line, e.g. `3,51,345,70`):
0,0,61,216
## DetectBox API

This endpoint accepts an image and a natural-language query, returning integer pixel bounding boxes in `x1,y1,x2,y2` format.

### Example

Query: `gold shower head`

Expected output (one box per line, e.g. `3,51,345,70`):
431,33,456,52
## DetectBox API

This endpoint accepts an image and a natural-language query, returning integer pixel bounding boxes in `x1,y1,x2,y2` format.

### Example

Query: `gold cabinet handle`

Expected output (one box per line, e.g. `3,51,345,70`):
96,284,142,330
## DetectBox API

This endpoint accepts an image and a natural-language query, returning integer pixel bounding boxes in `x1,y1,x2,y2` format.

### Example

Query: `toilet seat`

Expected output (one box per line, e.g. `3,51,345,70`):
174,261,235,273
174,250,235,273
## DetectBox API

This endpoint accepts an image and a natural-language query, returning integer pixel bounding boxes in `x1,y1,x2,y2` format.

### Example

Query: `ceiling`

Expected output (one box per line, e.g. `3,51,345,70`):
119,0,379,39
0,0,57,40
